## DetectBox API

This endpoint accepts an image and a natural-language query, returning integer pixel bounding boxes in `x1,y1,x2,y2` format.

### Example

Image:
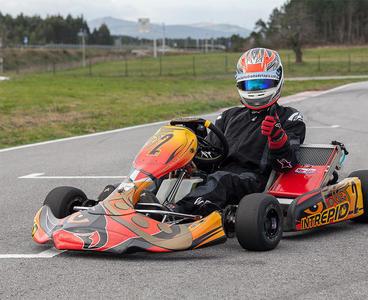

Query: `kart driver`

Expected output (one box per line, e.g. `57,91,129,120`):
173,48,306,216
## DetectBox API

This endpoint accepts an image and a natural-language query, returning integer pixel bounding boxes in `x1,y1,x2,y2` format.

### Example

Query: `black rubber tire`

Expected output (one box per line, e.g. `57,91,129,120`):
235,193,283,251
43,186,87,218
349,170,368,223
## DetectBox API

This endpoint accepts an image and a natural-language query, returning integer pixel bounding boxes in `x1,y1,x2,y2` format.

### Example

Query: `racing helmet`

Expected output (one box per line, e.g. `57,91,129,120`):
235,48,284,110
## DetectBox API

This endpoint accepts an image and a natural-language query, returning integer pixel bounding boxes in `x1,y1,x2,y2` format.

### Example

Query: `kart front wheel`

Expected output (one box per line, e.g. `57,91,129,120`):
235,193,283,251
349,170,368,223
44,186,88,218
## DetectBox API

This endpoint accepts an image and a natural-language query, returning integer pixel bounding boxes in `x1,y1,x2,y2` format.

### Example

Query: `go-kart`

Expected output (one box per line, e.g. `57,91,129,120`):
32,117,368,252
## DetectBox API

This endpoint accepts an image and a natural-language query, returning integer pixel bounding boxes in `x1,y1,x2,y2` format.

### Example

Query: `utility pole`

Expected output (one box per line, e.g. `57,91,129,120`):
0,37,3,74
153,38,157,58
162,23,166,55
82,34,86,67
78,30,86,68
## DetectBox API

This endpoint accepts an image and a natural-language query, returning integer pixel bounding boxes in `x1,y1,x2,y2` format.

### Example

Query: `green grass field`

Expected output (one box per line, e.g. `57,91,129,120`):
1,46,368,149
63,46,368,78
0,73,365,149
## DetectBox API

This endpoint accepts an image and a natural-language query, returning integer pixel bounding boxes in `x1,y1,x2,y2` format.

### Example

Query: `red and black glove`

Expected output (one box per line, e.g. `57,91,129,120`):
261,114,288,150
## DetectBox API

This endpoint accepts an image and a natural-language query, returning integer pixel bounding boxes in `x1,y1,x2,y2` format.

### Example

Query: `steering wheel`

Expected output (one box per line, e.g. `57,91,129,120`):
170,118,229,165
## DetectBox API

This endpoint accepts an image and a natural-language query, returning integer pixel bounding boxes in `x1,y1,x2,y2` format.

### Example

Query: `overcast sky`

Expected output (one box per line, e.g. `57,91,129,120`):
0,0,286,29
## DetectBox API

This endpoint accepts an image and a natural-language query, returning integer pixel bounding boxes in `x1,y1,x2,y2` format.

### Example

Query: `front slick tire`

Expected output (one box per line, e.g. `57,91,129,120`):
44,186,87,219
235,193,283,251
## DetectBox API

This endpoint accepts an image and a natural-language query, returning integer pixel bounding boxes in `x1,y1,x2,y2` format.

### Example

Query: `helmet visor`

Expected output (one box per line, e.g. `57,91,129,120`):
237,79,278,92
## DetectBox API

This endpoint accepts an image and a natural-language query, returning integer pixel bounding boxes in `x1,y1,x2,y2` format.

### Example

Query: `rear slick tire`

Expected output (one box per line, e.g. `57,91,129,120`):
235,193,283,251
43,186,87,219
349,170,368,223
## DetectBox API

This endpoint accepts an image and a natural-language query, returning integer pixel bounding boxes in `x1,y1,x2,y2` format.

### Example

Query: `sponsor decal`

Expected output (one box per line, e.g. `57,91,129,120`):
277,158,293,169
288,112,304,122
301,201,349,230
235,71,279,81
295,167,317,175
322,181,351,208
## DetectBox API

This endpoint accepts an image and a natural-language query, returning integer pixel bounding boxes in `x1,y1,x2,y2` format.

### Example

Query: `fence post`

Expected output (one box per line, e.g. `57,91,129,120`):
124,56,128,77
16,62,20,74
224,55,228,73
318,55,321,72
139,57,142,76
53,62,56,75
192,56,196,76
88,59,92,76
159,55,162,76
348,54,351,72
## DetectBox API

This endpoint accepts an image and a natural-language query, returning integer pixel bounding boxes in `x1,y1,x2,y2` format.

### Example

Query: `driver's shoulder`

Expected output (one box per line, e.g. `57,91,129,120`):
221,106,248,119
277,105,304,123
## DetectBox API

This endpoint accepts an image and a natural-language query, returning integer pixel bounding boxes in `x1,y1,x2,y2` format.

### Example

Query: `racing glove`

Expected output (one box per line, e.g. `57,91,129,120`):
261,114,288,150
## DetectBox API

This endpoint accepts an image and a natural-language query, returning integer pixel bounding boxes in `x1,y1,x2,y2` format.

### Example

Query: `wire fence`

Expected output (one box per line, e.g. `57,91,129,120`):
2,52,368,78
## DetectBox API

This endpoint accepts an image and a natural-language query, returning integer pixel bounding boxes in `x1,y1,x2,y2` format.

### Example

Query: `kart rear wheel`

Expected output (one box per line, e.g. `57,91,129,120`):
235,193,283,251
349,170,368,223
44,186,87,218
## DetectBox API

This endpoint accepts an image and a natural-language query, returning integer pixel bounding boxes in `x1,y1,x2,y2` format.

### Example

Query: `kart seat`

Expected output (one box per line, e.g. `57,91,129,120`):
266,144,343,199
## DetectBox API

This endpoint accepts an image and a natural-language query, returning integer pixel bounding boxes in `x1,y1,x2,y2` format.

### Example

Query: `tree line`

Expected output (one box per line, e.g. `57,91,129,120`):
2,0,368,59
233,0,368,62
0,13,113,45
0,12,234,49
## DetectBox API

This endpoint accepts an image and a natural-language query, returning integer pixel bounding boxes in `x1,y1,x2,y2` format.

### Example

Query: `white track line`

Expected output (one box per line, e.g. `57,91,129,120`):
0,120,170,154
308,125,340,129
18,173,128,179
0,81,362,154
0,248,65,259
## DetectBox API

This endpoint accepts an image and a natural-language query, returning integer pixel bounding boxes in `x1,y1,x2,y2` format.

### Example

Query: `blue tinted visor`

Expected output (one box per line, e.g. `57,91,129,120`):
237,79,278,91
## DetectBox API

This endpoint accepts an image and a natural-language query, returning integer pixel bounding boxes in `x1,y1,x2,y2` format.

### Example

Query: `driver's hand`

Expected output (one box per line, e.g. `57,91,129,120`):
261,115,288,150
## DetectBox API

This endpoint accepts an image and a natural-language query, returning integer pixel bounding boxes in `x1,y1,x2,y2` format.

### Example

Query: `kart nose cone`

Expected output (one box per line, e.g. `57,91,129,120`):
32,222,51,244
32,208,52,244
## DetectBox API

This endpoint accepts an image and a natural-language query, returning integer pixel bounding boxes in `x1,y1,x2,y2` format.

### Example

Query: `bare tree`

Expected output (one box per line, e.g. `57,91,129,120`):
277,1,316,64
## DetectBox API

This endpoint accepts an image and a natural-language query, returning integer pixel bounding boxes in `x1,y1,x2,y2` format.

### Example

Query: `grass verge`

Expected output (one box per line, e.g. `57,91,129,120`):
0,71,366,149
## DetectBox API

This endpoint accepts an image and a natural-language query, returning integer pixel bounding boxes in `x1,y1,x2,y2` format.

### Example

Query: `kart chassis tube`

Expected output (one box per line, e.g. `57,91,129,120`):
73,205,201,220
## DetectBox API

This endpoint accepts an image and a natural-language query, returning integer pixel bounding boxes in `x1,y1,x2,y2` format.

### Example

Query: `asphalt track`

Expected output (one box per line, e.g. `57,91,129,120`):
1,82,368,299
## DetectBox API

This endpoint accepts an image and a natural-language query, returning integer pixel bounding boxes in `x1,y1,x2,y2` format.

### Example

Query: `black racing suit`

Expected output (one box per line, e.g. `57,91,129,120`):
176,104,306,215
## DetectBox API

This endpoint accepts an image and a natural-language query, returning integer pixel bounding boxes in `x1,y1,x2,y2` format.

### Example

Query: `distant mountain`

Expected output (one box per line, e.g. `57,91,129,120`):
190,22,250,36
88,17,250,39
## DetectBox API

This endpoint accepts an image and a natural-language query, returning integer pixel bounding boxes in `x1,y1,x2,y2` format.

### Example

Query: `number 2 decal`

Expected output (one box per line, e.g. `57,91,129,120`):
149,134,174,156
351,181,359,214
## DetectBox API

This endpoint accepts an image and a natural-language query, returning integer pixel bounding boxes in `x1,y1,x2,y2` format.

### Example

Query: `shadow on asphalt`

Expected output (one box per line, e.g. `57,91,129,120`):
60,249,221,261
283,221,360,240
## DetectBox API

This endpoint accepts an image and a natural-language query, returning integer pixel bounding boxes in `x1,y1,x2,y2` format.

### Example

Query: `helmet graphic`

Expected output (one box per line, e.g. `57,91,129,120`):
235,48,284,110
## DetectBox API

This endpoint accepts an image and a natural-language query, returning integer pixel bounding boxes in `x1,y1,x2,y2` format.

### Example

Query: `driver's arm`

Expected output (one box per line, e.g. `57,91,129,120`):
262,110,306,172
206,113,226,146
